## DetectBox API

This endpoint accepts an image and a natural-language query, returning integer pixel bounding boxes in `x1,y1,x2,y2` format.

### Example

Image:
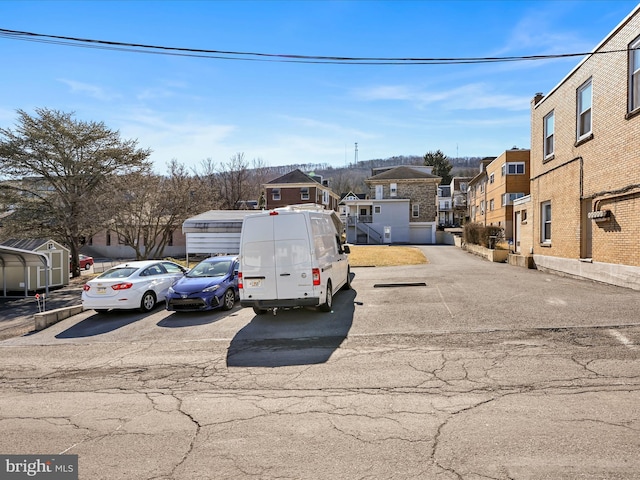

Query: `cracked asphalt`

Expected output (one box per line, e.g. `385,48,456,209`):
1,245,639,479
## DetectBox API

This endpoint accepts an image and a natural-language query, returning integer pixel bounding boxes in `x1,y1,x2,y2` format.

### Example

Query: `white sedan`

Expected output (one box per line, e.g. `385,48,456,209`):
82,260,187,313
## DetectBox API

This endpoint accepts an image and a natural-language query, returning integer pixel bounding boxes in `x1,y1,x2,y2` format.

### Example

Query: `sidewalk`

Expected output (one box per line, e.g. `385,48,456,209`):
0,277,84,341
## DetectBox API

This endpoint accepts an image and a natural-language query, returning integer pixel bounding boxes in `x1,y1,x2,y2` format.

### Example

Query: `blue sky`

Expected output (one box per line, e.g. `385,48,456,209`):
1,1,638,172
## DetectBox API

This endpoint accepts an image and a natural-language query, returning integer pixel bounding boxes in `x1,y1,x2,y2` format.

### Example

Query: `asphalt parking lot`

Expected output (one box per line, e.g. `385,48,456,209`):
1,246,640,479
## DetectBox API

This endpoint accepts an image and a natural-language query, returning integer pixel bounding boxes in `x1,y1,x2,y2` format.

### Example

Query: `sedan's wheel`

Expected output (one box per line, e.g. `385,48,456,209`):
139,291,157,312
84,263,92,270
319,281,333,312
94,309,109,314
222,289,235,311
253,307,268,315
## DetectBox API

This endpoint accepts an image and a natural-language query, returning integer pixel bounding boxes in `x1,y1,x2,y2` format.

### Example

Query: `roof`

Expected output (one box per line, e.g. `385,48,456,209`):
182,210,258,233
1,238,53,251
267,169,322,185
367,165,441,181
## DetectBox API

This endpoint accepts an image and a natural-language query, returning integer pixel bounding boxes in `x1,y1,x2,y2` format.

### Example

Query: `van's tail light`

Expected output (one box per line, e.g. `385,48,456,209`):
238,272,243,289
111,282,133,290
312,268,321,286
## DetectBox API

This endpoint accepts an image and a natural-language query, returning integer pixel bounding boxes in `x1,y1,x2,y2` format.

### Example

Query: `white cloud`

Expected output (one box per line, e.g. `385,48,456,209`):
57,79,119,101
353,83,529,111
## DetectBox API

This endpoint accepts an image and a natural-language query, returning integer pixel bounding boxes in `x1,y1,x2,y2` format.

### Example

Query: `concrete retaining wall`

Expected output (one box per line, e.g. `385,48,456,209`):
34,305,84,331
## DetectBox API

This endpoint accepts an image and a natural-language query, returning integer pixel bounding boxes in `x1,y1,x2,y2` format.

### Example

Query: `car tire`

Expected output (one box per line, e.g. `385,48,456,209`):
253,307,268,315
139,291,157,312
221,289,235,311
85,263,92,270
319,281,333,312
94,309,109,314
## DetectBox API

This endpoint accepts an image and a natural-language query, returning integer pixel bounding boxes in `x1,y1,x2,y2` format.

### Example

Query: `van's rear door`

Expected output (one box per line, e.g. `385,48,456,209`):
240,215,278,301
274,213,314,300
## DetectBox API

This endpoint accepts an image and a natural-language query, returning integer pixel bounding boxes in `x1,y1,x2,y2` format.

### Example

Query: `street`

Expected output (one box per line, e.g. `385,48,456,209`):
1,245,640,479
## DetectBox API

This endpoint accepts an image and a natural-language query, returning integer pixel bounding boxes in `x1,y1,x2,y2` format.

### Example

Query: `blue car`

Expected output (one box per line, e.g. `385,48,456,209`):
166,256,239,312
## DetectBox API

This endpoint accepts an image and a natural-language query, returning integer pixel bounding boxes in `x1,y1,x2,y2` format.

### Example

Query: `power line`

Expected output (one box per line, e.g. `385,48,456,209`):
0,27,636,65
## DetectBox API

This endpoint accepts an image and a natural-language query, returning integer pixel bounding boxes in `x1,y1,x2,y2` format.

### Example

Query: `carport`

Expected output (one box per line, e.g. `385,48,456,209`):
0,245,50,298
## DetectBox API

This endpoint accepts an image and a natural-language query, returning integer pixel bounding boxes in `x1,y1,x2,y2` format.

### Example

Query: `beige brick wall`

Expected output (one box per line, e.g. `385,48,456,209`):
530,10,640,267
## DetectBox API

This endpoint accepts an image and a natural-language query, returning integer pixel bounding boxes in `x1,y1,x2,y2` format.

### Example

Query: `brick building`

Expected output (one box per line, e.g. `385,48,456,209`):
264,169,341,211
528,5,640,289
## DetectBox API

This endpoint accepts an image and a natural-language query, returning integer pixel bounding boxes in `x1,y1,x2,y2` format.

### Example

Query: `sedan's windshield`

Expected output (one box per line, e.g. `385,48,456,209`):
98,267,138,279
187,261,231,278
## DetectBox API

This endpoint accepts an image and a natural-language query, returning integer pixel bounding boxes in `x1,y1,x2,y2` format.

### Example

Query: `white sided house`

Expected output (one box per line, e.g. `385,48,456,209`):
341,166,441,245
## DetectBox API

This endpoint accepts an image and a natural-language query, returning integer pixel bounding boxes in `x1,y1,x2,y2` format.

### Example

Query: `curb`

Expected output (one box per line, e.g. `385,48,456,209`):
34,305,84,331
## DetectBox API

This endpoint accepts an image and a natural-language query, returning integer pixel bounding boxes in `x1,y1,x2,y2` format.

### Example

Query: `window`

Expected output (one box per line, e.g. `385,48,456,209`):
502,162,525,175
374,205,381,214
544,111,554,158
390,183,397,197
489,199,494,211
489,173,495,184
521,210,527,222
502,192,525,206
106,231,111,246
630,36,640,113
480,200,485,214
272,188,280,201
577,79,592,139
322,190,329,205
300,187,309,200
412,204,420,217
541,201,552,243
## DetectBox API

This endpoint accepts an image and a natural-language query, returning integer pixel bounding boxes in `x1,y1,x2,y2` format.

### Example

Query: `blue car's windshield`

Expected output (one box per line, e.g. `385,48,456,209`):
187,260,231,278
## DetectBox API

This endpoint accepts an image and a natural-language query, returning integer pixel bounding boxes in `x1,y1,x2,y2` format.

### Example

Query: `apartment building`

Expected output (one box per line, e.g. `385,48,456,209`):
528,5,640,289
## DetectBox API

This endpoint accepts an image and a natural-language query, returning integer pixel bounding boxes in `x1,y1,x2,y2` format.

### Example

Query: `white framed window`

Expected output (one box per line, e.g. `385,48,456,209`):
375,185,383,199
577,79,592,140
544,111,554,158
412,204,419,217
502,162,525,175
541,201,552,243
390,183,397,197
480,200,485,215
489,199,494,211
272,188,280,201
374,205,381,214
502,192,525,206
322,190,329,205
630,36,640,113
300,187,309,200
489,173,495,184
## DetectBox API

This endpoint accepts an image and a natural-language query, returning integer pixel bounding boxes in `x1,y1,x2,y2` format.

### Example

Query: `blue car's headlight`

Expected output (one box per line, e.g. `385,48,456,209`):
202,285,220,293
168,286,175,294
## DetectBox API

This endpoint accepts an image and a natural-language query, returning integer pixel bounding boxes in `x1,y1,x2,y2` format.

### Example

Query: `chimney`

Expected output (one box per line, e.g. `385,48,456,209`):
532,92,544,107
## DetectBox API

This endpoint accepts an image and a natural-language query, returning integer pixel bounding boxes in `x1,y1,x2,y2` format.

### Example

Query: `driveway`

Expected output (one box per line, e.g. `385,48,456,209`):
1,246,639,479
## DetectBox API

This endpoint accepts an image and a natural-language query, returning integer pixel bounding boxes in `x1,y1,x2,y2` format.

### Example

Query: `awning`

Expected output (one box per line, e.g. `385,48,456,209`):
0,246,50,297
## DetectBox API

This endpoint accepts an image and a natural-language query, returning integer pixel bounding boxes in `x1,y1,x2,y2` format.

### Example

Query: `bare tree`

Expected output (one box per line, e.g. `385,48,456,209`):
217,152,250,209
0,108,151,276
109,160,202,259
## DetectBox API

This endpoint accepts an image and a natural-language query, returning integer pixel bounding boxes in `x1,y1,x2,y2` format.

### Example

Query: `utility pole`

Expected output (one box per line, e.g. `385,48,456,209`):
354,142,358,164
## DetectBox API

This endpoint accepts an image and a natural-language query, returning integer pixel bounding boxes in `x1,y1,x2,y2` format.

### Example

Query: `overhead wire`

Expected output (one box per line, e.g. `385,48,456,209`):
0,27,636,65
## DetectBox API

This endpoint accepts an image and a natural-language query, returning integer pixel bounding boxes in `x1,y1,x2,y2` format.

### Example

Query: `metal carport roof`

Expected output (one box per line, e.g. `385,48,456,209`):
0,245,50,297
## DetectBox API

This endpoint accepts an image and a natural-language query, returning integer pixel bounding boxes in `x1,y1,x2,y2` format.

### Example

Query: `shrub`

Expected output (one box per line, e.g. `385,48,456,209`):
463,223,505,248
463,223,484,246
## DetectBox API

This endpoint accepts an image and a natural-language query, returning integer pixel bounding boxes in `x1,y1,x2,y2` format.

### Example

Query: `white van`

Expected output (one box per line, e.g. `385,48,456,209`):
238,205,351,315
